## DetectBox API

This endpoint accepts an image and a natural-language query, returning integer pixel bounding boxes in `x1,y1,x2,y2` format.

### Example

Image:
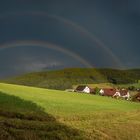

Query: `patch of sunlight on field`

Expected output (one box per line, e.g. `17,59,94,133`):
0,83,140,116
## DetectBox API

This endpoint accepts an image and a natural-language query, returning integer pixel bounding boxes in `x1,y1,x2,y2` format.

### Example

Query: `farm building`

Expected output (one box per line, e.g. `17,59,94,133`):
113,89,130,100
132,92,140,102
99,88,116,96
75,85,92,93
120,89,130,100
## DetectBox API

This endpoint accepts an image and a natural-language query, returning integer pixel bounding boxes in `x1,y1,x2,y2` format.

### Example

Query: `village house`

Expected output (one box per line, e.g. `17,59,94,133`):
120,89,130,100
113,89,130,100
99,88,116,97
75,85,92,93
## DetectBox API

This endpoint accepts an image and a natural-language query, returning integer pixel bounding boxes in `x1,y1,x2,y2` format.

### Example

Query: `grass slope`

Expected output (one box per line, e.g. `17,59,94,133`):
2,68,140,90
0,83,140,140
0,92,86,140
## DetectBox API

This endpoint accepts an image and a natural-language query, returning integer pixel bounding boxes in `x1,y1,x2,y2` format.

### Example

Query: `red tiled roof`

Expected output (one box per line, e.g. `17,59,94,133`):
102,88,116,96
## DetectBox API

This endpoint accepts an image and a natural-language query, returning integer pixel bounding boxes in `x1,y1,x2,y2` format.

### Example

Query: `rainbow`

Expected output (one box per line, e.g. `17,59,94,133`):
0,40,107,80
0,11,123,68
0,40,92,68
0,11,123,80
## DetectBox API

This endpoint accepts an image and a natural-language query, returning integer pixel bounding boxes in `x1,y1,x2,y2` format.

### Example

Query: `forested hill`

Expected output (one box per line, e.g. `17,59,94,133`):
2,68,140,90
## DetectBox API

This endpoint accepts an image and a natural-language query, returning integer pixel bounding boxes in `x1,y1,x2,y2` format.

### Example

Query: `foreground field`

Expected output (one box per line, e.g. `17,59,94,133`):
0,83,140,140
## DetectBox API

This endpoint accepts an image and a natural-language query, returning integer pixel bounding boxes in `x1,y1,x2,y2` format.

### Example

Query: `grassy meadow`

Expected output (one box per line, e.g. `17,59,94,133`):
0,83,140,140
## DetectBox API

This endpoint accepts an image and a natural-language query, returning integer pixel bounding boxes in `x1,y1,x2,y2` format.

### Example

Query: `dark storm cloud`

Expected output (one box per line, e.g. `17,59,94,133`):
0,46,87,78
0,0,140,78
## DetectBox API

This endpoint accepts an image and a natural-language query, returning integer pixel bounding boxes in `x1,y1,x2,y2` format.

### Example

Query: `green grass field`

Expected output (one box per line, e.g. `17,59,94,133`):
0,83,140,140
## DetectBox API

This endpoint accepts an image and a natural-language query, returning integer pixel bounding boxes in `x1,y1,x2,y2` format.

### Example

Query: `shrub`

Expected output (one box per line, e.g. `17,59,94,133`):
94,87,100,95
128,86,136,91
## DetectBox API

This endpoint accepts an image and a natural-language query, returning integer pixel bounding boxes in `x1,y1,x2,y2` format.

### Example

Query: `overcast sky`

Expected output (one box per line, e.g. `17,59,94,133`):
0,0,140,78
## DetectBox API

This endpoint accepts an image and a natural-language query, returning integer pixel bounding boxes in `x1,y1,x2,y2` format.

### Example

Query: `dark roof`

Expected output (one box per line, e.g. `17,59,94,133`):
75,85,87,91
102,88,116,96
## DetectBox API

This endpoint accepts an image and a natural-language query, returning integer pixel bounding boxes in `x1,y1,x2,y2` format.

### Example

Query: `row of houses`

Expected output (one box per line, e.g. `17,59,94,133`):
75,85,130,100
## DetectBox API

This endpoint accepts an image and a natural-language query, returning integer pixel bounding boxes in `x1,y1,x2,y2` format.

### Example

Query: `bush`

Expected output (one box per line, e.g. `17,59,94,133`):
94,87,100,95
128,86,136,91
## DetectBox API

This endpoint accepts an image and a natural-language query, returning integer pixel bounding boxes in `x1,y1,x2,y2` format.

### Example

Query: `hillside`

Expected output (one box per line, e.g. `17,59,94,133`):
2,68,140,90
0,83,140,140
